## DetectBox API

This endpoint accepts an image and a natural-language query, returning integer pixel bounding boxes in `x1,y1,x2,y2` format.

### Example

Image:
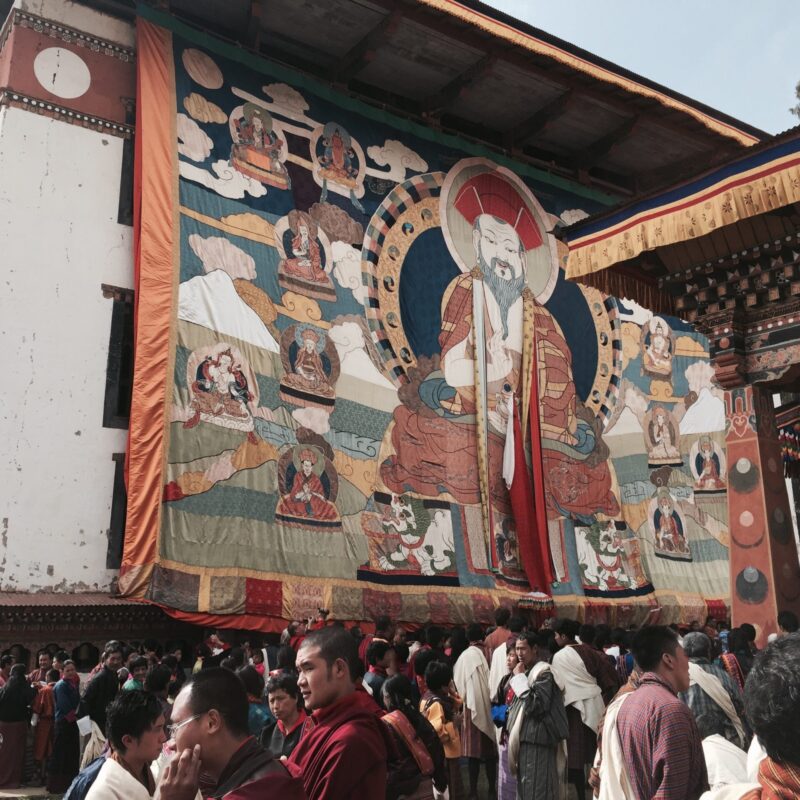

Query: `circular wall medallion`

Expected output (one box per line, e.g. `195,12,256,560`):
735,566,768,605
728,458,760,493
33,47,91,100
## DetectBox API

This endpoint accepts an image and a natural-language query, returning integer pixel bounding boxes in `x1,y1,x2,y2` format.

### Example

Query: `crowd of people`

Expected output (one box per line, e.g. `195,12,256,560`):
0,608,798,800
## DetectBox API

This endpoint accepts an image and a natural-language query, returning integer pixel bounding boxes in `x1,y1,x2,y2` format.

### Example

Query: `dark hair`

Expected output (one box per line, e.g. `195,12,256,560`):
37,650,52,661
739,623,756,644
349,626,363,641
144,664,172,694
494,607,511,627
142,639,162,657
195,643,212,660
0,655,13,670
449,628,469,663
56,650,70,663
367,640,392,666
517,631,540,650
161,655,178,670
393,642,410,664
508,616,526,634
579,624,597,646
276,645,296,672
220,656,238,672
104,644,123,659
424,661,453,694
106,690,163,753
237,665,265,699
505,638,518,653
185,668,249,737
375,615,393,634
553,618,580,639
778,610,799,633
251,649,264,663
46,668,61,683
9,663,27,681
413,648,438,679
425,625,444,649
611,628,628,649
466,623,484,643
632,626,679,672
744,632,800,764
682,632,712,660
129,656,148,672
382,674,425,728
595,624,612,650
300,626,361,682
266,672,303,709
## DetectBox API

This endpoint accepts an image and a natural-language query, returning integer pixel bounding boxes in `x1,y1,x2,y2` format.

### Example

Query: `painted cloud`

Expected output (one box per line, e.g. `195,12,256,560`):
177,113,213,161
367,139,428,182
188,234,257,281
179,159,267,200
331,241,366,305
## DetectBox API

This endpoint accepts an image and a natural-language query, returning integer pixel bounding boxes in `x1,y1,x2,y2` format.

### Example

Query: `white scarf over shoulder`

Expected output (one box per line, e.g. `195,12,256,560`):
688,661,746,748
596,691,636,800
551,645,604,733
453,644,494,740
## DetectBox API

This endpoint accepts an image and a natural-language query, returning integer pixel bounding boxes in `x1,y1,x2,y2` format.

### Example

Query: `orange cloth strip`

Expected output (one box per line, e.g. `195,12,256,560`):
119,19,176,597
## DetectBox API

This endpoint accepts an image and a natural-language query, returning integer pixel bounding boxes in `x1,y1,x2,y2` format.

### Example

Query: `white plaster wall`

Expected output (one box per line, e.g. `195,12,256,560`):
0,105,133,591
14,0,136,48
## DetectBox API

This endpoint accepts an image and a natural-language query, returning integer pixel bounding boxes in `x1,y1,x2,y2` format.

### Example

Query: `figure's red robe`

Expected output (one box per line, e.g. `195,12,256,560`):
286,691,394,800
278,472,338,520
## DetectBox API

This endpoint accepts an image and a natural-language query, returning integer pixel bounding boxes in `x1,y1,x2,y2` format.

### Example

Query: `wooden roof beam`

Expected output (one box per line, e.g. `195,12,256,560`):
503,89,573,147
333,7,404,83
245,0,265,49
575,115,639,169
423,53,498,115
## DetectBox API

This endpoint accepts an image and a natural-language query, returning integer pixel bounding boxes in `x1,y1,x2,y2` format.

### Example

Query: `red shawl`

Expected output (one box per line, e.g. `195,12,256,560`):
287,690,394,800
742,758,800,799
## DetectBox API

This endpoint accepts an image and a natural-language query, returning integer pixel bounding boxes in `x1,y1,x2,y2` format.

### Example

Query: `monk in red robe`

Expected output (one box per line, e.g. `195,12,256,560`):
277,449,338,521
287,627,395,800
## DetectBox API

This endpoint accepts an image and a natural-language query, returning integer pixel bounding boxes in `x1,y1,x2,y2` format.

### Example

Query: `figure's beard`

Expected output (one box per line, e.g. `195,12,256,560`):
479,252,525,338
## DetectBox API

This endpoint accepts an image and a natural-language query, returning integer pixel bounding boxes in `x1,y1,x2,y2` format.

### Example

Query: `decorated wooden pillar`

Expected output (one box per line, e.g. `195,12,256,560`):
725,385,800,645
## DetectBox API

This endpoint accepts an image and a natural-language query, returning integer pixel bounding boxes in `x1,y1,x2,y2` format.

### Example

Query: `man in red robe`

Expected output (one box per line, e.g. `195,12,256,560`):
165,667,306,800
287,627,394,800
277,450,338,521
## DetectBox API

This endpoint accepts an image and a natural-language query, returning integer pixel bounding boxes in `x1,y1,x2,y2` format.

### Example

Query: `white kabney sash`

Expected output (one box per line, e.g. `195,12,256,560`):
596,691,636,800
552,645,604,733
688,661,747,748
453,645,494,740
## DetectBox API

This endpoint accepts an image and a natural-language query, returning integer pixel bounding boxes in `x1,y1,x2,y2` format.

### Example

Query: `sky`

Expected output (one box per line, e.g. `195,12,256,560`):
483,1,800,135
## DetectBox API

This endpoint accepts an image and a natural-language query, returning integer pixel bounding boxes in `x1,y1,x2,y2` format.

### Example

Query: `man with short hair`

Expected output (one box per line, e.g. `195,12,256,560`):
261,672,307,758
80,646,124,733
28,650,53,684
124,657,150,692
363,640,392,707
288,626,393,800
599,626,708,800
167,668,305,799
679,632,749,749
507,632,568,800
358,615,394,670
777,609,799,635
552,618,618,800
484,607,513,659
701,633,800,799
85,690,168,800
453,622,496,799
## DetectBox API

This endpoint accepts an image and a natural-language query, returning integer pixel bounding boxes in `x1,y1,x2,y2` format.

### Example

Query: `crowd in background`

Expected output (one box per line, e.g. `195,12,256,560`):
0,608,798,799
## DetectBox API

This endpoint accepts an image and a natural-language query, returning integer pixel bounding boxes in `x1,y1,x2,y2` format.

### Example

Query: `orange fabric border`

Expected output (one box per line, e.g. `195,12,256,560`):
119,19,176,598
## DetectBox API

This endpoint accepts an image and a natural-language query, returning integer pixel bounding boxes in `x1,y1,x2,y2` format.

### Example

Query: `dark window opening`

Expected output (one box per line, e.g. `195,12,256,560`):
117,98,135,226
102,285,135,429
107,452,127,570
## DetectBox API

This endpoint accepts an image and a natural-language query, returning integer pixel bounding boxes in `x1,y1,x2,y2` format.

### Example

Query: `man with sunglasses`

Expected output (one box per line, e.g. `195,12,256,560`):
165,667,306,799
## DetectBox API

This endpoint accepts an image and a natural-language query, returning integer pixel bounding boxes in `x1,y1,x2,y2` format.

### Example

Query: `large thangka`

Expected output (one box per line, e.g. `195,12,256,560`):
121,13,731,629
